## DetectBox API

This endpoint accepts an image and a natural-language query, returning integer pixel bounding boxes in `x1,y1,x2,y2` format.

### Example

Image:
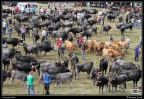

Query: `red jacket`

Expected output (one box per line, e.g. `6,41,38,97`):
78,37,83,43
14,6,18,13
56,40,62,46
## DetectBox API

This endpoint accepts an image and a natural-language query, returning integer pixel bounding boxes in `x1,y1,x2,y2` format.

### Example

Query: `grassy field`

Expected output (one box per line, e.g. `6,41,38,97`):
2,3,142,96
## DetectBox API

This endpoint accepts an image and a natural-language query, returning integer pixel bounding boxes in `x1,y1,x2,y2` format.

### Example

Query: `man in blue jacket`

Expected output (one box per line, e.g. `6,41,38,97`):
42,71,51,95
134,44,140,61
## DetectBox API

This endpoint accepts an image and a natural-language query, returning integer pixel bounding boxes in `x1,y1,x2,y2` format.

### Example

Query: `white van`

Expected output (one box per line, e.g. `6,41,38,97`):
16,2,38,12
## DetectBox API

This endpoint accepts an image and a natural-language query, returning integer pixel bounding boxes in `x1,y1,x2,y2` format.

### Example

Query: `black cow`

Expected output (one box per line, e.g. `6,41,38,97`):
50,72,73,88
80,29,93,39
39,14,50,21
109,62,121,75
113,58,139,70
51,16,61,24
2,48,16,58
10,70,28,86
2,55,11,71
74,61,93,79
123,23,133,33
23,43,39,56
107,14,116,22
68,53,79,70
2,13,8,18
3,9,13,16
87,20,97,27
60,15,70,21
118,69,142,88
116,22,125,29
100,25,112,34
110,74,127,93
32,28,40,44
99,58,108,76
11,60,37,73
119,25,125,35
61,59,69,68
38,20,51,30
37,40,54,55
40,61,61,68
2,70,11,86
15,15,29,25
3,37,23,48
84,13,92,20
61,21,73,29
119,16,123,22
91,67,101,80
48,22,61,31
94,75,111,94
69,27,84,37
15,50,37,63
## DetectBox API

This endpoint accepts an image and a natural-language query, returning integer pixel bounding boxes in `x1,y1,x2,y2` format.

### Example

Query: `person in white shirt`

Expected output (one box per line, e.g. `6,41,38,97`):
2,20,7,36
77,11,81,22
83,35,87,43
125,36,130,48
41,28,46,43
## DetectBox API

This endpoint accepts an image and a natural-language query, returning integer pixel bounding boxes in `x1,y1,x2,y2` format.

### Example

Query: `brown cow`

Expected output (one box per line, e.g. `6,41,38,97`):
108,49,124,58
84,40,93,52
64,40,76,54
102,48,112,62
118,41,129,53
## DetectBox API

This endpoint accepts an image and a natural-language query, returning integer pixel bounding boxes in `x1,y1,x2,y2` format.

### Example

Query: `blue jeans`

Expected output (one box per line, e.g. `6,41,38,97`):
3,27,6,36
134,52,139,61
8,32,12,38
81,18,84,23
81,50,85,59
27,85,35,95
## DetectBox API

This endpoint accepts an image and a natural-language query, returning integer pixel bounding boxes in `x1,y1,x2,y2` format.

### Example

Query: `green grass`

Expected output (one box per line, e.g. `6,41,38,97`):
2,3,142,95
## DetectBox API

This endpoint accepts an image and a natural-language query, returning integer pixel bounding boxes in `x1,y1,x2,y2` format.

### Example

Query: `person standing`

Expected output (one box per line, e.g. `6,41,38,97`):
21,27,26,41
8,26,13,38
81,43,85,60
77,11,81,22
41,28,46,43
134,44,140,61
27,71,35,95
125,36,130,45
109,35,113,41
42,71,51,95
56,37,62,54
83,35,87,43
81,12,85,23
2,20,7,36
78,36,83,48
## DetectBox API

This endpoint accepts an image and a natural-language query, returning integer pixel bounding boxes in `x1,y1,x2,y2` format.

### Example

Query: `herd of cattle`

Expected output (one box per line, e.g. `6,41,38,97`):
2,3,142,94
